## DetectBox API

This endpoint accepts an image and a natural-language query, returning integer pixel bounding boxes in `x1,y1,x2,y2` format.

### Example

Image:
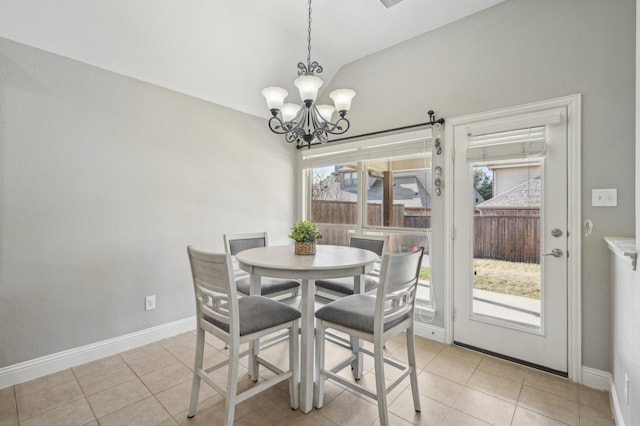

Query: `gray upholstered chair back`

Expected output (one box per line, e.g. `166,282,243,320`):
224,232,268,256
187,246,238,333
348,233,388,257
375,247,424,329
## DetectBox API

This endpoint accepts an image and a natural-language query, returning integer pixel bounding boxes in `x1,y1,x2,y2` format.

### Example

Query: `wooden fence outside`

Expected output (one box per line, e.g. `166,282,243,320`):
311,200,358,225
312,201,431,229
473,215,540,263
312,200,539,263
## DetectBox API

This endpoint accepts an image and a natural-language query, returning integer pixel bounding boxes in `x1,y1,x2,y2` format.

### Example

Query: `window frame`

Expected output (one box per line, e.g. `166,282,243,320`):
299,128,436,316
300,128,434,234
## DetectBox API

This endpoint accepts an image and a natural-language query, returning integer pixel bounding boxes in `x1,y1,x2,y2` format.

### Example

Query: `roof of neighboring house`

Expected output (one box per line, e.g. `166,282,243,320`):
473,188,485,206
477,177,541,209
314,173,357,202
368,175,431,208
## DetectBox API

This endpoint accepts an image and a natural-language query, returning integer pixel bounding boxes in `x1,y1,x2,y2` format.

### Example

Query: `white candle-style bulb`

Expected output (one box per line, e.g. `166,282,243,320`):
329,89,356,113
261,87,288,111
294,75,323,103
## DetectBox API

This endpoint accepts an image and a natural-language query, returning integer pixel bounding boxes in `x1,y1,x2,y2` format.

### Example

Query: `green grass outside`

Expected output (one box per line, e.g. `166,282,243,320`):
419,267,430,281
419,259,541,300
473,258,540,299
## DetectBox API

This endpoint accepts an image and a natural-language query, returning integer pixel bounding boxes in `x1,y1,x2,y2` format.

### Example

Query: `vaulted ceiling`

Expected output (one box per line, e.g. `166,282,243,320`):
0,0,506,117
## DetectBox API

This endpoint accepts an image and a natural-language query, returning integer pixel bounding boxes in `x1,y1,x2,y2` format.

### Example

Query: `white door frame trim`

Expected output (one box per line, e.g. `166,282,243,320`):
443,94,582,382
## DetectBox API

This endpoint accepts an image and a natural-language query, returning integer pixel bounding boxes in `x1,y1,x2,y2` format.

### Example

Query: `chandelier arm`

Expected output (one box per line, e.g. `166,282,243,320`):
266,116,287,135
266,105,310,136
325,116,351,135
285,132,300,144
308,107,330,141
286,108,311,145
308,105,350,136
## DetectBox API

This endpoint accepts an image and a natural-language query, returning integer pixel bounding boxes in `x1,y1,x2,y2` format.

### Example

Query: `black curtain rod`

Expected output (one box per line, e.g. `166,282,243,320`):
297,110,445,150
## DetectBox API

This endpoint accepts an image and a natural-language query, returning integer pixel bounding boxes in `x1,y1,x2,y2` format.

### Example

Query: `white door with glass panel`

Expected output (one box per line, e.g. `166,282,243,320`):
452,108,568,373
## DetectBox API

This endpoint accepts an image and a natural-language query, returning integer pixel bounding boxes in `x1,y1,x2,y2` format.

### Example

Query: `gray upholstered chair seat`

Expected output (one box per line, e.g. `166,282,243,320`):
315,294,408,334
315,275,378,295
235,276,299,296
204,295,301,336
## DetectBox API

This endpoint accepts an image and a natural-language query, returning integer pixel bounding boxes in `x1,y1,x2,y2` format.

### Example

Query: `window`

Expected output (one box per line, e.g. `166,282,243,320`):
343,171,358,188
364,154,432,229
301,129,436,317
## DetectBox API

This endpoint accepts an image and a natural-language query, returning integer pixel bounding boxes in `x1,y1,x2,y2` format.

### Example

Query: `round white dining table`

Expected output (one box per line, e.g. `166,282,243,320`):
236,244,378,413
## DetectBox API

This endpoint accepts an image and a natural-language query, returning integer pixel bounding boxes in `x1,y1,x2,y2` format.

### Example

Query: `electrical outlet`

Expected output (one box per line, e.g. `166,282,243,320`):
625,374,630,406
145,295,156,311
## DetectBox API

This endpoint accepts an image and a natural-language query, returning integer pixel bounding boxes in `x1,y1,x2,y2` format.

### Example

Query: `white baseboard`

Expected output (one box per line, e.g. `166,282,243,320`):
581,366,612,391
610,378,626,426
0,316,196,389
582,366,624,426
415,322,445,343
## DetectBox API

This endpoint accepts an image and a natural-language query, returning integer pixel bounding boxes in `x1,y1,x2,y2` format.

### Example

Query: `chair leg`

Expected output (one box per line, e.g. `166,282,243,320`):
373,336,389,426
187,327,205,418
289,320,300,409
249,338,259,381
313,321,326,409
224,340,240,426
406,327,421,412
350,336,363,380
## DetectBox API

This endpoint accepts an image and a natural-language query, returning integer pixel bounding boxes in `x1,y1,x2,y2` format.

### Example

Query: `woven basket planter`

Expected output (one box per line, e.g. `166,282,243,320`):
294,241,316,255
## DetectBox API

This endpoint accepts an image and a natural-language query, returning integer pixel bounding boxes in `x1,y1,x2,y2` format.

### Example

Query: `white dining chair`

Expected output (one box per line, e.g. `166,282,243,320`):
315,233,389,353
314,247,424,426
186,246,300,426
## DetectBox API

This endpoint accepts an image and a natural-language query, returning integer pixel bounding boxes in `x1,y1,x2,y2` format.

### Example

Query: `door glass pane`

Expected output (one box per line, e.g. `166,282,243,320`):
471,162,542,329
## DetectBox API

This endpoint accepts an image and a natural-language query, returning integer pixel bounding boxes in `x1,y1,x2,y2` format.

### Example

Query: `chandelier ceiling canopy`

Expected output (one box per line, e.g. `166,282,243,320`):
261,0,355,149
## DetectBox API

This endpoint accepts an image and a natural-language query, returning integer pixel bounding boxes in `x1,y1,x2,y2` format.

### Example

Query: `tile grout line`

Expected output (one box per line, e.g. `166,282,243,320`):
14,370,87,424
71,365,99,425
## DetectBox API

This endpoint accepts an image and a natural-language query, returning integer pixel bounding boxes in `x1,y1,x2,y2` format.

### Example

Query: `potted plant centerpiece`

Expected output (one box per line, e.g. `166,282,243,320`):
289,220,323,255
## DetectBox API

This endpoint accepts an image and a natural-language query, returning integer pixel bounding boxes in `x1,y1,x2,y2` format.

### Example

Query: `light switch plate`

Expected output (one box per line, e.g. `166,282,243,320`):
592,188,617,207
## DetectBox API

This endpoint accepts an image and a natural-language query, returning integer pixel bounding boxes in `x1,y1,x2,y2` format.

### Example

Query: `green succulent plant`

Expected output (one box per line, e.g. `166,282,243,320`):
288,220,323,242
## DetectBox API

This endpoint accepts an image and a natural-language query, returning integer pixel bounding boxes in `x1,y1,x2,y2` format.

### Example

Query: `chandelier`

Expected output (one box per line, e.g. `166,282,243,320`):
261,0,355,149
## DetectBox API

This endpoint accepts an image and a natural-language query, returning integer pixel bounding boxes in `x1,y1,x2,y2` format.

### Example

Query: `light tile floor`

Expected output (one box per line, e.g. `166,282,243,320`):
0,332,614,425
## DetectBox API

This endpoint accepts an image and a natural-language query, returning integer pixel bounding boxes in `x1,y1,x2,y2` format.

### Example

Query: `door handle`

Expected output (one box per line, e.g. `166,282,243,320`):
542,249,563,258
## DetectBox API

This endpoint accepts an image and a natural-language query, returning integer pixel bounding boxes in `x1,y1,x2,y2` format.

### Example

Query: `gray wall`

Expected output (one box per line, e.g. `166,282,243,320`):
0,38,297,367
324,0,636,372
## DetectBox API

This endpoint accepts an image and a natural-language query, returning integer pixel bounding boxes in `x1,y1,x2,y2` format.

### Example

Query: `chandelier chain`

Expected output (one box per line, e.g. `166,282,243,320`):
307,0,312,67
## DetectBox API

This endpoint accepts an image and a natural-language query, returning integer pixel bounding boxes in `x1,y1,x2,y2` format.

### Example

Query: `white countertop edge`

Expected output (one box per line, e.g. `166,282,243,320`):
604,236,638,270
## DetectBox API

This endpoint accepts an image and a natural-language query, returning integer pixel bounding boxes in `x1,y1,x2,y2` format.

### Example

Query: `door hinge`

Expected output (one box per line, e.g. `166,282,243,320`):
451,148,455,160
451,227,456,240
566,250,569,258
451,307,455,321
